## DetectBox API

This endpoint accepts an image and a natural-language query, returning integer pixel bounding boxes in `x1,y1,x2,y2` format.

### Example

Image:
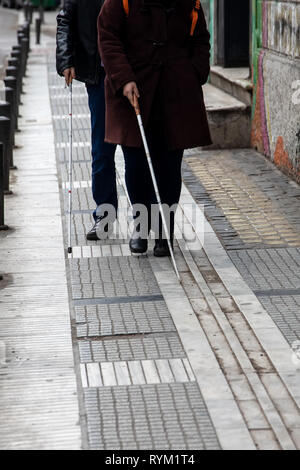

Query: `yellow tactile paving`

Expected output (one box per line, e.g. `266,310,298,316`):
187,154,300,247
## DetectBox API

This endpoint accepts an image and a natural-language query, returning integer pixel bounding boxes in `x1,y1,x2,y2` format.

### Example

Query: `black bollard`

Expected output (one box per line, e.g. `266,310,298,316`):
17,33,28,64
0,117,13,195
35,18,42,45
11,50,22,71
5,87,16,136
8,56,22,98
16,36,26,78
17,32,25,47
21,22,31,52
4,89,15,149
0,143,9,230
21,38,30,73
12,45,22,55
6,67,20,106
0,101,16,170
18,40,27,78
8,57,18,68
4,78,18,131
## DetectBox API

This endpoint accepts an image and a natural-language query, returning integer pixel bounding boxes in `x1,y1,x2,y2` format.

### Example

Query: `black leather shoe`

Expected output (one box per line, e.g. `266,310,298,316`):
153,239,173,257
129,237,148,254
86,216,111,241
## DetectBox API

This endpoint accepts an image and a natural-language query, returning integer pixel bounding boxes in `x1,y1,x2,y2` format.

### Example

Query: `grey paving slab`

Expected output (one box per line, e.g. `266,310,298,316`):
75,300,176,337
228,248,300,345
84,383,220,450
78,334,185,363
69,256,160,299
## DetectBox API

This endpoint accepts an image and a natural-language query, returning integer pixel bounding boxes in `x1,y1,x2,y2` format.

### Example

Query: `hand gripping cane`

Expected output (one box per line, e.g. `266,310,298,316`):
133,95,181,282
67,82,73,254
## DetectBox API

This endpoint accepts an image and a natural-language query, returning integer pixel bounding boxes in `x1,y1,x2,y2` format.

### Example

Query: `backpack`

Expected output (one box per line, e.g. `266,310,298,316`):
122,0,201,36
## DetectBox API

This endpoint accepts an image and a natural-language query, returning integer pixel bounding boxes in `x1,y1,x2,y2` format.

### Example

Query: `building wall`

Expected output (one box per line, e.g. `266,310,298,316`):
251,0,300,181
207,0,300,181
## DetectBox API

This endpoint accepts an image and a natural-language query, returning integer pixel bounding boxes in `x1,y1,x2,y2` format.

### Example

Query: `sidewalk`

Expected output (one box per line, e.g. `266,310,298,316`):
0,15,300,450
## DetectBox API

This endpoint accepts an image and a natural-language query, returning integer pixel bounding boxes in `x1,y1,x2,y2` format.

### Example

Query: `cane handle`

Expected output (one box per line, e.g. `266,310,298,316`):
133,94,140,116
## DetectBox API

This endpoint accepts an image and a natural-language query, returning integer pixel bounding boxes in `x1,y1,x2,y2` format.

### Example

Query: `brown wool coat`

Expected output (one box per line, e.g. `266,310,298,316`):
98,0,212,150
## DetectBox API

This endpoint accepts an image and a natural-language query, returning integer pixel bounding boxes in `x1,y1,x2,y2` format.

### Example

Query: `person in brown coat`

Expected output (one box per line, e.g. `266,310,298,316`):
98,0,212,256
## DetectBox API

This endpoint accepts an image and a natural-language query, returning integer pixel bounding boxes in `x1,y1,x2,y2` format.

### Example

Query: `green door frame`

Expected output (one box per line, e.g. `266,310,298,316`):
251,0,263,118
251,0,263,86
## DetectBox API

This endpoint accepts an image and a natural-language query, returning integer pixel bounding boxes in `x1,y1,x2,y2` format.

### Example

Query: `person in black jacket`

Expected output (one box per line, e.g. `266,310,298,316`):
56,0,117,240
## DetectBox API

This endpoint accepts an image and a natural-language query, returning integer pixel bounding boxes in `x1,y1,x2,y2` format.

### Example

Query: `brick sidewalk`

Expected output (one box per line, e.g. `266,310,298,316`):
0,24,300,450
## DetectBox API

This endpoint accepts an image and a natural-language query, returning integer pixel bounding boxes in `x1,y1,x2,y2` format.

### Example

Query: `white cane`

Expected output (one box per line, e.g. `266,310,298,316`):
67,82,73,254
133,96,181,282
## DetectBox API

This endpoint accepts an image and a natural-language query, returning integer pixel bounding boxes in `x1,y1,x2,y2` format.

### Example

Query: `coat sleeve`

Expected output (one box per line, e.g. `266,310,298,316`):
190,3,211,85
97,0,136,95
56,0,77,76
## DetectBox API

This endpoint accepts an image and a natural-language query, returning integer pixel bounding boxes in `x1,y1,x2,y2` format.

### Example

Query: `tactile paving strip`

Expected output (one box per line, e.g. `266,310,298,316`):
75,300,176,337
70,256,161,299
79,335,185,362
84,383,221,450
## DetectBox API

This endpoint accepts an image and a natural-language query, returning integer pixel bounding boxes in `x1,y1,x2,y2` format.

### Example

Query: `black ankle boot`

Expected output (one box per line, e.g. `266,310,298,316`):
129,237,148,254
153,238,173,257
86,215,111,241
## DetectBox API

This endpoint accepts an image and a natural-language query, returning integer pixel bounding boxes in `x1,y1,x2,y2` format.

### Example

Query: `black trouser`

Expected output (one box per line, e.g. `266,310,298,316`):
122,120,183,240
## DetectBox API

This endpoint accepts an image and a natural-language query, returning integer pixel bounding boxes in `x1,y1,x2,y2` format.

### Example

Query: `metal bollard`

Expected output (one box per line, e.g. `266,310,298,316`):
8,49,23,94
8,57,19,68
12,45,22,54
4,78,18,131
18,33,28,64
8,56,22,98
0,117,13,194
4,88,15,148
17,38,27,78
13,43,26,80
35,18,42,45
21,22,31,52
21,38,30,73
17,32,25,47
6,67,20,107
11,50,22,68
0,142,9,230
0,101,16,169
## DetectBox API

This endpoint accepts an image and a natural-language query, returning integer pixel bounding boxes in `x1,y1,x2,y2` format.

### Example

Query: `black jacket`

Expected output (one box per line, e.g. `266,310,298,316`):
56,0,105,84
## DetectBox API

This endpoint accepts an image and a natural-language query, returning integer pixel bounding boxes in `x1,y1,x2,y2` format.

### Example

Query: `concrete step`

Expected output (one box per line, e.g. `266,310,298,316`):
203,83,251,149
210,66,253,106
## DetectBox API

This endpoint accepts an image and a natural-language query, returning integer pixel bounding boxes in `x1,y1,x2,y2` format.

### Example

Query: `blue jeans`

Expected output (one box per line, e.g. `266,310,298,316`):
86,71,117,221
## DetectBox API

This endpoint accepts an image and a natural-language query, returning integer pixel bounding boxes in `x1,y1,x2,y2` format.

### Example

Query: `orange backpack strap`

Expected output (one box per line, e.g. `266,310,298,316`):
123,0,130,17
190,0,201,36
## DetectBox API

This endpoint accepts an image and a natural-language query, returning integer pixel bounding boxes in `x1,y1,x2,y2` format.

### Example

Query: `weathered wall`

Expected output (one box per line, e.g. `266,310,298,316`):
251,0,300,181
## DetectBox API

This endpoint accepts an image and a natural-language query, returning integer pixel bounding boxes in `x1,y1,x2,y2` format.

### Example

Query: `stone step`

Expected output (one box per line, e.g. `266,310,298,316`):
210,66,253,106
203,83,251,149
